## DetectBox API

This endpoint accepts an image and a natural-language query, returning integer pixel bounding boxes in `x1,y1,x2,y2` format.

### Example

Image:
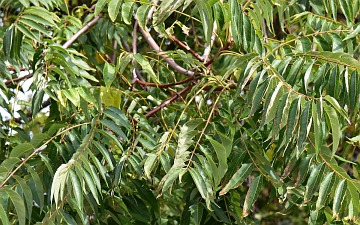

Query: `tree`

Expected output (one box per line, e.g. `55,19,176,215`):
0,0,359,224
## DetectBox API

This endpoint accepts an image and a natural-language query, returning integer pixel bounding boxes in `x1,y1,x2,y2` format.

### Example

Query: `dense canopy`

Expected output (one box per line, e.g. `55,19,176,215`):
0,0,360,224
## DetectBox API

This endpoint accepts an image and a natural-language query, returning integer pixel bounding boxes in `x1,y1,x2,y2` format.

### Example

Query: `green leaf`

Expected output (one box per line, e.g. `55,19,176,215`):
242,175,263,217
297,101,311,152
134,54,159,83
32,89,45,117
272,92,290,139
69,169,83,210
62,89,80,107
95,0,108,16
103,62,116,87
339,0,352,23
324,103,341,157
262,82,283,127
19,18,50,36
80,163,100,204
92,141,114,170
330,34,343,52
61,211,77,225
136,4,150,30
312,101,323,155
323,95,349,123
295,154,314,187
309,210,325,225
19,0,29,7
230,0,242,49
333,179,347,219
348,70,358,114
77,87,96,105
189,204,203,225
286,58,304,85
10,143,34,158
24,7,60,25
153,0,185,26
100,119,128,141
0,203,10,225
299,37,311,52
250,78,269,116
193,0,213,45
302,52,360,70
95,129,124,151
4,188,26,225
13,175,33,222
316,172,335,209
219,163,253,196
304,163,325,202
30,133,49,148
343,25,360,40
15,23,40,42
144,153,158,178
88,150,109,187
133,180,159,214
121,2,135,25
158,119,203,194
189,167,208,201
108,0,123,22
105,106,131,129
207,137,228,186
286,97,300,143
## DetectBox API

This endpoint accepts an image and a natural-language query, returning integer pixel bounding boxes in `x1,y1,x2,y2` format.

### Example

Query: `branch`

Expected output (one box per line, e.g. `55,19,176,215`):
145,85,193,118
139,27,195,76
111,40,117,63
7,67,27,71
202,22,217,63
137,0,195,77
169,35,204,62
62,14,102,48
203,41,232,69
135,75,196,88
5,73,33,86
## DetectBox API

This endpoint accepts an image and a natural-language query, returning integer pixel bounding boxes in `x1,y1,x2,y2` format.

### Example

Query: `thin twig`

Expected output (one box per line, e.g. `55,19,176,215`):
120,36,131,52
135,75,196,88
7,67,27,71
5,13,102,86
131,20,147,89
132,21,138,55
262,18,268,44
111,40,117,63
145,85,193,118
139,27,195,76
203,41,232,69
62,14,102,48
202,22,217,63
169,35,204,62
5,73,33,86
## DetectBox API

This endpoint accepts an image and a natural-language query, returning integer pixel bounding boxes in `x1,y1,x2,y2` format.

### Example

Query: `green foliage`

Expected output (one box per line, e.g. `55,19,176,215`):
0,0,360,224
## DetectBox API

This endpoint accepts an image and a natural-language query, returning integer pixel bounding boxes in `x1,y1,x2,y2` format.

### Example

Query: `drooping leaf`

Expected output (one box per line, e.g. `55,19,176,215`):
95,0,108,16
324,103,341,157
193,0,213,45
304,163,325,202
333,179,347,219
316,172,335,209
219,163,254,196
9,143,34,158
69,169,83,210
4,188,26,225
242,175,263,217
108,0,123,22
